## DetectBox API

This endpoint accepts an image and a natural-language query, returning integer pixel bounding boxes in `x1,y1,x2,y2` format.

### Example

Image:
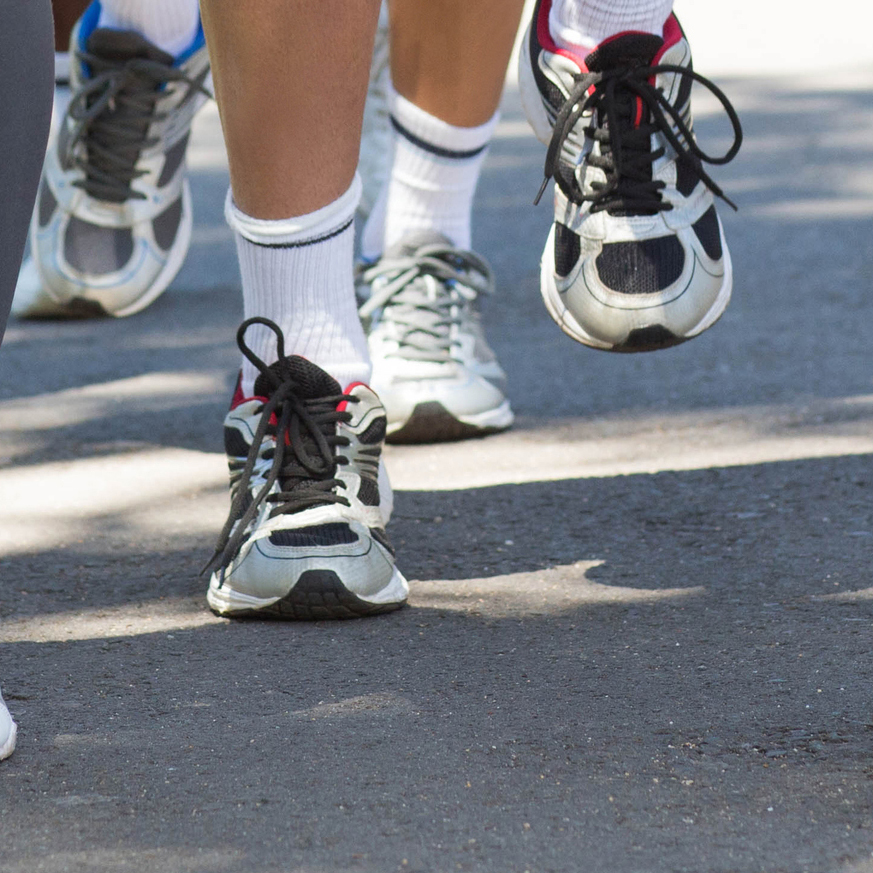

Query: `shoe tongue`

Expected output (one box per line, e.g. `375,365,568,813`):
253,355,343,402
86,28,175,66
584,32,664,72
382,230,453,260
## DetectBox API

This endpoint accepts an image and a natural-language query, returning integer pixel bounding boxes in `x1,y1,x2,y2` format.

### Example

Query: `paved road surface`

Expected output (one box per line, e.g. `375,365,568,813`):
2,13,873,873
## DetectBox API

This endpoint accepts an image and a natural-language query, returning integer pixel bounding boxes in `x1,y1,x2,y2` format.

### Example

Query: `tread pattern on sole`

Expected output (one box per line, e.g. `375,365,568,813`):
217,570,406,621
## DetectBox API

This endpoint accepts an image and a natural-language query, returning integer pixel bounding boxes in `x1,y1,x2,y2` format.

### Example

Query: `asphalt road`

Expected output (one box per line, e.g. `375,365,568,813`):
2,34,873,873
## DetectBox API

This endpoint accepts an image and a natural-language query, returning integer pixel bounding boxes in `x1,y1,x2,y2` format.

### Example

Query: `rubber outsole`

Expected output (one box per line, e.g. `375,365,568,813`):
211,570,407,621
387,400,512,445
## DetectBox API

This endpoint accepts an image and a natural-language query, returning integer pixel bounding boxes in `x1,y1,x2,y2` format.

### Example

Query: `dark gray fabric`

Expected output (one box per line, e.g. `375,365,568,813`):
0,0,54,347
64,215,134,273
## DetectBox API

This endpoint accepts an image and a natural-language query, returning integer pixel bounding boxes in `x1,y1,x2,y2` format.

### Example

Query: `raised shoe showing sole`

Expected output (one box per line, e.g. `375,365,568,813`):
358,232,514,443
205,318,408,620
14,4,210,319
520,1,742,352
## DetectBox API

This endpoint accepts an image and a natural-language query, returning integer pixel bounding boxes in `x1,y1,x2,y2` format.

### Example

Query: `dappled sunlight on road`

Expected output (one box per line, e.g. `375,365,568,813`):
387,394,873,491
411,561,704,618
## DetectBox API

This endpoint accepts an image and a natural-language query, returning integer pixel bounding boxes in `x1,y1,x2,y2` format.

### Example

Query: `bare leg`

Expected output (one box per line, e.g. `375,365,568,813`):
390,0,527,127
200,0,381,219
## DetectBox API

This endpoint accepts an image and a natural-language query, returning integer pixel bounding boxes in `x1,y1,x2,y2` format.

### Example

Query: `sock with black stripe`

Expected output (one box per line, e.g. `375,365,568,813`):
226,176,371,395
360,86,498,259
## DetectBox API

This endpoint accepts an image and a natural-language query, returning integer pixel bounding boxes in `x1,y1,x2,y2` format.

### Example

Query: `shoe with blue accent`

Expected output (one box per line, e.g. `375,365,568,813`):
13,3,210,318
520,2,742,351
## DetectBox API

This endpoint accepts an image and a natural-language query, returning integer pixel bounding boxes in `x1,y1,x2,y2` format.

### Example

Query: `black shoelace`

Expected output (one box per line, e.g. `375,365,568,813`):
535,63,742,214
65,50,210,203
204,318,358,577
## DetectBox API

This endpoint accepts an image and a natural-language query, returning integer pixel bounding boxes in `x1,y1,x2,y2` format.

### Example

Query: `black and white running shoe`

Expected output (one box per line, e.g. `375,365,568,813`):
205,318,408,620
520,1,742,352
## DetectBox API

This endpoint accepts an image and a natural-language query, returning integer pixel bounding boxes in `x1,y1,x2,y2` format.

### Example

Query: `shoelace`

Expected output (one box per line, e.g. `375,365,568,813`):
535,63,742,214
65,49,211,203
358,244,493,364
204,318,357,577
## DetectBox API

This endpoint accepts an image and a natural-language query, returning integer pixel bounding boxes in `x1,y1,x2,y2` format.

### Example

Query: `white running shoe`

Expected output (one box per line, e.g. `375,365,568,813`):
520,2,742,352
206,318,408,620
358,232,514,443
14,5,210,319
0,687,17,761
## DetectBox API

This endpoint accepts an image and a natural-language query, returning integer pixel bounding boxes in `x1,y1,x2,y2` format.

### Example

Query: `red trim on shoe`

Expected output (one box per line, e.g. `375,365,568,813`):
653,14,683,64
337,381,370,412
535,0,589,70
229,372,268,410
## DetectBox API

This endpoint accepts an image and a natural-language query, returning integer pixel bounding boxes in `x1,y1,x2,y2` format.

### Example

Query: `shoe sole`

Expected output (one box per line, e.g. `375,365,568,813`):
207,567,408,621
386,398,514,444
18,180,193,319
540,220,733,353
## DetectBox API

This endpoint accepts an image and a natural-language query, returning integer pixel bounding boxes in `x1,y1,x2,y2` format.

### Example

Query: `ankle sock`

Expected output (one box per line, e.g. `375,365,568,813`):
361,87,498,259
226,176,371,396
97,0,201,57
549,0,673,53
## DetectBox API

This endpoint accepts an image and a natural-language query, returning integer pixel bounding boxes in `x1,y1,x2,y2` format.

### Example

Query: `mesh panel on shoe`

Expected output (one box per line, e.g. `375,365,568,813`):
224,426,251,459
584,34,664,73
692,205,722,260
554,223,581,277
254,355,342,401
357,417,386,445
595,237,684,294
38,183,57,227
676,159,699,197
64,216,133,274
357,477,380,507
153,197,183,251
268,523,358,548
158,135,189,187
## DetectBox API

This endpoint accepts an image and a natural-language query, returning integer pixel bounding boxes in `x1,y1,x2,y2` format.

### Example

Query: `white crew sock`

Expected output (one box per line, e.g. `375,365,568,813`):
549,0,673,54
98,0,201,58
361,87,498,260
227,176,371,396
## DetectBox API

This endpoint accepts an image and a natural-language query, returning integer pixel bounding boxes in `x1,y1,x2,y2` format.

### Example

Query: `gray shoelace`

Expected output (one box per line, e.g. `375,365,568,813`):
358,243,493,364
64,50,210,203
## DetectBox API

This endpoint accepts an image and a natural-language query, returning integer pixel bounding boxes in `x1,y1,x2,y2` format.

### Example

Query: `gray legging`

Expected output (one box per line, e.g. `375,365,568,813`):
0,1,54,347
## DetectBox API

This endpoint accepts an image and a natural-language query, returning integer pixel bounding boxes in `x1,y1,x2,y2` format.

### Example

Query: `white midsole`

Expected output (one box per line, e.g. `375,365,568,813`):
540,220,733,350
207,565,409,615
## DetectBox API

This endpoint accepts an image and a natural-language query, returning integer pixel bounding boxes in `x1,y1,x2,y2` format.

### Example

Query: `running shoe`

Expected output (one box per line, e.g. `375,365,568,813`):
357,232,513,443
13,3,210,318
0,686,16,761
520,2,742,352
205,318,408,620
